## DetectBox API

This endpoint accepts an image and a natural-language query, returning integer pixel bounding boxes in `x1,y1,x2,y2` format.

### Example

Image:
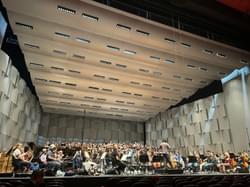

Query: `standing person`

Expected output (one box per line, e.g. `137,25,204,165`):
159,140,172,168
72,147,83,170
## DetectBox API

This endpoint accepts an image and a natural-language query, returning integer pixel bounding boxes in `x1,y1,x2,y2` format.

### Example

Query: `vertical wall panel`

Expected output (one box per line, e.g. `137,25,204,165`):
38,113,144,144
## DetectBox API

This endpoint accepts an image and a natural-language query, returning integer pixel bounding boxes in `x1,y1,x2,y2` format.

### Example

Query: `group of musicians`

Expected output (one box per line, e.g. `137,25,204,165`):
10,140,250,175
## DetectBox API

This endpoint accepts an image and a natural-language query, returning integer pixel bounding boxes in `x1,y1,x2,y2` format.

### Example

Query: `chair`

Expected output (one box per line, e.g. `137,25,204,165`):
230,184,247,187
117,180,134,187
131,182,154,187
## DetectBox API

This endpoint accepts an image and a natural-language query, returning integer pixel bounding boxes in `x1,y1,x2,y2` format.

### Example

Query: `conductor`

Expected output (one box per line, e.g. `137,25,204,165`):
159,140,172,168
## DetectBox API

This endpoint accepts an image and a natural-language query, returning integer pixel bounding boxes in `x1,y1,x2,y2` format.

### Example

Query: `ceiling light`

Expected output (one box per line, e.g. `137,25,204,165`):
73,54,85,59
124,50,136,55
202,49,213,54
54,32,70,38
164,37,176,43
82,13,99,21
107,45,120,51
150,56,161,61
76,37,90,44
136,29,150,36
15,22,33,30
57,5,76,15
216,53,226,58
181,42,191,48
116,24,131,31
164,59,175,64
53,49,66,55
240,59,248,65
24,43,40,49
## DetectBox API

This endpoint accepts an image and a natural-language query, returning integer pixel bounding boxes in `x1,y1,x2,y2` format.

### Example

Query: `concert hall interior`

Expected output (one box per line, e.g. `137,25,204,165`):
0,0,250,187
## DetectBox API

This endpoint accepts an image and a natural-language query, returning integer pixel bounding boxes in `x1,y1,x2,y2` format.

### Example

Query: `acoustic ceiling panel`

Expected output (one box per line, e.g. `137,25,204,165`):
3,0,250,121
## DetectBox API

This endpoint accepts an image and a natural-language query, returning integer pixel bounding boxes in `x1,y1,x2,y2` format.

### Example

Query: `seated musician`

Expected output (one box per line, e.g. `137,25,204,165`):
201,151,217,172
173,150,185,169
38,148,48,169
236,152,249,173
159,139,172,168
187,151,200,172
46,144,61,173
111,146,126,174
12,143,31,173
218,152,234,173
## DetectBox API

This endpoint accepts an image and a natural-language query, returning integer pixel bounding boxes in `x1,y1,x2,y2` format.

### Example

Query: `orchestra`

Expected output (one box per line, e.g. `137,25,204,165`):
5,141,250,176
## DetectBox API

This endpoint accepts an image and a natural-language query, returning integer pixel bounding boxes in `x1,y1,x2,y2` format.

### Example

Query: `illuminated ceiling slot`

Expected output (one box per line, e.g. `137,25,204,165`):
181,42,191,48
75,37,90,44
68,69,80,74
124,50,136,55
122,91,131,95
187,64,196,69
116,64,127,68
24,43,40,49
15,22,33,29
153,71,162,76
216,53,226,58
164,37,176,43
173,75,181,79
53,49,66,55
89,86,99,90
57,5,76,15
130,81,140,85
82,13,99,21
184,78,193,81
85,96,94,99
107,45,120,51
72,54,85,59
116,24,131,31
139,68,149,73
35,78,47,82
94,74,105,79
200,67,208,71
136,29,150,36
102,88,112,92
240,59,248,64
127,102,135,105
51,66,64,71
150,56,161,61
49,80,61,84
143,84,152,87
134,93,142,97
30,62,44,67
202,49,213,54
65,83,77,87
54,32,70,38
164,59,175,64
62,93,73,97
100,60,112,65
162,86,170,90
109,77,119,81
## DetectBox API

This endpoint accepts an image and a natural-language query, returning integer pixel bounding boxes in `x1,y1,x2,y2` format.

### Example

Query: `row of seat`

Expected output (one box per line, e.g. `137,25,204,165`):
1,174,250,187
103,175,250,187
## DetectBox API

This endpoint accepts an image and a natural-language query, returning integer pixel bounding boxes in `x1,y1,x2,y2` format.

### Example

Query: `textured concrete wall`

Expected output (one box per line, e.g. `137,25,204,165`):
38,112,144,144
146,92,233,156
223,75,250,153
0,50,41,151
146,73,250,155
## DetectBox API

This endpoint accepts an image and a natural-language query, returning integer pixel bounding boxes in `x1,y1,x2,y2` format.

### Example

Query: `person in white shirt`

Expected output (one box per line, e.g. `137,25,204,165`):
159,140,172,168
